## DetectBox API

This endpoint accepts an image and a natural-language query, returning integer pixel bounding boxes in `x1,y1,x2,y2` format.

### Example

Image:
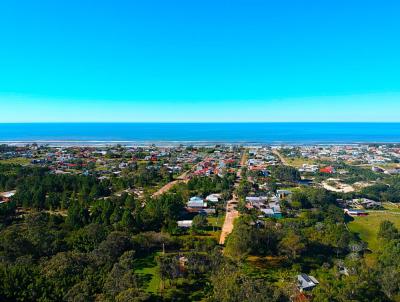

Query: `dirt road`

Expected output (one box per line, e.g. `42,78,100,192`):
219,150,246,245
151,170,191,198
219,194,239,244
239,150,248,166
272,149,287,165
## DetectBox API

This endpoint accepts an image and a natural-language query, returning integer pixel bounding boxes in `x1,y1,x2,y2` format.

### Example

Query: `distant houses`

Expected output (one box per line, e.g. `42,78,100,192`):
245,195,283,218
338,198,381,210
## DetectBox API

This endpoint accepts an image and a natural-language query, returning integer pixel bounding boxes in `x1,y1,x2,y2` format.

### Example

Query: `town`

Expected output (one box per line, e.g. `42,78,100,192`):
1,143,400,301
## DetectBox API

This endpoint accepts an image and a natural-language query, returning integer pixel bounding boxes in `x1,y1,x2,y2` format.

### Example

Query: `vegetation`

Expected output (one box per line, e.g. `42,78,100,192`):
1,146,400,301
348,212,400,252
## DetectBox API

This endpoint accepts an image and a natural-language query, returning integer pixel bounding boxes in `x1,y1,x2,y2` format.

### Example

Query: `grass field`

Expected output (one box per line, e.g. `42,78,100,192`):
0,157,31,165
383,202,400,212
207,215,224,240
283,156,316,168
378,163,400,169
348,211,400,253
208,215,224,227
134,253,161,293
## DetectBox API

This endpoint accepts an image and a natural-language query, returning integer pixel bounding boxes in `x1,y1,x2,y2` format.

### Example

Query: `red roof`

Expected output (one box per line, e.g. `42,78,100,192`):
320,166,334,173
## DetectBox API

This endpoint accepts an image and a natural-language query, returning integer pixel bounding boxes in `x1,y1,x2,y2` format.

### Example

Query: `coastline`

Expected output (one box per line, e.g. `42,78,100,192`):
0,140,398,147
0,122,399,146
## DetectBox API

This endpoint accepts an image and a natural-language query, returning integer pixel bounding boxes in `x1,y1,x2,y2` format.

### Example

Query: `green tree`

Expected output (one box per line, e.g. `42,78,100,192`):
378,220,399,242
192,215,208,230
66,200,90,229
279,232,306,260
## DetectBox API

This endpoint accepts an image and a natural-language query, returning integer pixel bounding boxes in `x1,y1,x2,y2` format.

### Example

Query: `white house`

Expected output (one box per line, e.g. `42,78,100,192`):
206,194,221,203
187,196,207,208
177,220,193,228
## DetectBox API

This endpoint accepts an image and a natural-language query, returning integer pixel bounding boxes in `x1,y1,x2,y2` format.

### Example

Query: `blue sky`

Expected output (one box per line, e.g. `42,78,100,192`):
0,0,400,122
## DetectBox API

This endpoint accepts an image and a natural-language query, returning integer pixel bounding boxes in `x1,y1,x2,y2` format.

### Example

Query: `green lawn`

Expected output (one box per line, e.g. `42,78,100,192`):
207,215,224,240
134,253,161,293
348,211,400,252
207,215,224,228
284,157,316,168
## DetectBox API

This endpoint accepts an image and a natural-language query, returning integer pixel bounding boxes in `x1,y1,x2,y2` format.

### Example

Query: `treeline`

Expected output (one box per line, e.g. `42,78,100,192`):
313,220,400,301
0,212,161,301
64,192,186,233
287,187,337,209
359,177,400,202
187,174,235,198
0,145,18,152
0,164,48,192
0,197,217,302
270,165,301,182
124,163,174,188
13,173,111,210
0,162,179,214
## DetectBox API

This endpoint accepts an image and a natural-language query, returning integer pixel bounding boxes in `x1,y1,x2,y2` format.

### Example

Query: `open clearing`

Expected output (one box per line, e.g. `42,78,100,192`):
0,157,31,165
285,157,317,168
134,253,161,293
322,178,354,193
348,211,400,252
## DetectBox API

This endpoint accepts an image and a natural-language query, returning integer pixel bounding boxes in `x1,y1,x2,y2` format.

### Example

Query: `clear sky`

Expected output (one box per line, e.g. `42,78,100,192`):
0,0,400,122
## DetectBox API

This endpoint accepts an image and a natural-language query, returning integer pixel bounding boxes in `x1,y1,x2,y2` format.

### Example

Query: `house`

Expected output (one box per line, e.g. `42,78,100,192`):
371,166,384,173
177,220,193,228
299,164,319,173
246,196,268,203
297,274,319,292
358,198,382,209
246,195,283,218
199,208,217,215
320,166,335,174
261,208,282,218
246,196,268,210
344,208,368,217
206,194,220,203
259,201,282,218
187,196,207,208
0,190,16,203
261,208,274,216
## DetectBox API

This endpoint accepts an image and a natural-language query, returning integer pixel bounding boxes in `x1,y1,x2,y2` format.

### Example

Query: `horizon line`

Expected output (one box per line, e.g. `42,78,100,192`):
1,121,400,124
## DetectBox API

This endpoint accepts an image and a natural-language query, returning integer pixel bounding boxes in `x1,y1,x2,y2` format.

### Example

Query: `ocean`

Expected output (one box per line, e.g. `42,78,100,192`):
0,123,399,145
